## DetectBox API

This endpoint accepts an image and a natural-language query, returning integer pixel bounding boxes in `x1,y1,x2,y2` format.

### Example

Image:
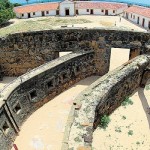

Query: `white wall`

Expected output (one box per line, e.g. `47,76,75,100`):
59,1,75,16
77,9,117,16
124,11,150,29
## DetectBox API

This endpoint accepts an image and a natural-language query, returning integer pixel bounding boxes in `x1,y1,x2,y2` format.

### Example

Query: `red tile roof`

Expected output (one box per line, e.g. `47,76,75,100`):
124,5,150,18
14,3,59,14
76,2,127,10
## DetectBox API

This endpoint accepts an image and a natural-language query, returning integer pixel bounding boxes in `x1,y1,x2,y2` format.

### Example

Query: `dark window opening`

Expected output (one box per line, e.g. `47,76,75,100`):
22,14,24,17
113,10,115,13
33,12,35,15
137,16,139,24
142,18,145,27
65,9,70,16
47,80,54,89
56,10,59,15
76,9,78,15
28,13,31,18
63,73,68,80
13,102,21,114
2,122,9,134
46,11,49,14
42,11,45,16
76,66,80,72
29,90,37,99
90,9,93,15
101,10,104,12
149,21,150,29
105,10,108,15
87,9,89,12
131,14,132,18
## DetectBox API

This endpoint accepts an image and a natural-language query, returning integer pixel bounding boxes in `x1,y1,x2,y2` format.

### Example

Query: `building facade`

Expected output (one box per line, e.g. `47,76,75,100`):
123,6,150,30
14,0,128,18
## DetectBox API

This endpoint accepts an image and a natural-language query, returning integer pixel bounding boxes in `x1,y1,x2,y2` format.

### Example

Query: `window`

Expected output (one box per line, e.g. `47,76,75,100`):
87,9,89,12
133,15,135,19
33,12,35,15
113,10,115,13
131,14,132,18
56,10,59,15
2,122,9,134
46,11,49,14
101,10,104,12
149,21,150,29
22,14,24,17
47,80,54,89
13,102,21,114
29,90,37,100
76,9,78,15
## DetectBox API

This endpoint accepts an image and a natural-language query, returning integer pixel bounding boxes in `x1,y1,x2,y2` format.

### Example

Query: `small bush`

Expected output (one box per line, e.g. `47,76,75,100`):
122,97,133,106
128,130,133,136
99,115,111,129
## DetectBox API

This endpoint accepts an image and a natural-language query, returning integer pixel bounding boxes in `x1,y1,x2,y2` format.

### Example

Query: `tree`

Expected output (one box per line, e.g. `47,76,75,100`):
0,0,15,26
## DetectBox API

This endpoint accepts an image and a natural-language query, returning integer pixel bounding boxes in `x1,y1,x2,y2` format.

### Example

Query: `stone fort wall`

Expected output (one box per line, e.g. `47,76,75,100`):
0,29,149,150
62,55,150,149
0,29,150,76
0,51,96,150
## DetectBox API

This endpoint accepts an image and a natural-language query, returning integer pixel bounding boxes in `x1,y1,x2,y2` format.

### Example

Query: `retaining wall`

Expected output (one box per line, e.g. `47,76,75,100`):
0,51,96,149
62,55,150,150
0,29,150,76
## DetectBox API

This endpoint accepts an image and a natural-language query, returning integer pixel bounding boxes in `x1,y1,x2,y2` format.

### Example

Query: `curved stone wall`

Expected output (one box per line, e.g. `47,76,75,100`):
0,51,96,150
62,55,150,149
0,29,150,76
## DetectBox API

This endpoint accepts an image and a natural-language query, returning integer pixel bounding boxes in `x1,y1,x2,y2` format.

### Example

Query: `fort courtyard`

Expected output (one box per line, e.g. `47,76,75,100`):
0,1,150,150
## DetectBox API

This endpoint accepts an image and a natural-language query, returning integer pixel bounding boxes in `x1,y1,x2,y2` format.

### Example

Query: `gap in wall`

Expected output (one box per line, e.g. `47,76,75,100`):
59,51,72,57
109,48,130,71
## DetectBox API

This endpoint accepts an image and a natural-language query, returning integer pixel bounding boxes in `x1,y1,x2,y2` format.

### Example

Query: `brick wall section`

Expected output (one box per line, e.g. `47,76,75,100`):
0,29,150,76
62,55,149,150
0,51,96,149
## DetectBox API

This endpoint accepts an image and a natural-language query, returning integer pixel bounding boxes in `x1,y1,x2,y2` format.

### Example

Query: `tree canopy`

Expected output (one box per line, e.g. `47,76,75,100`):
0,0,19,26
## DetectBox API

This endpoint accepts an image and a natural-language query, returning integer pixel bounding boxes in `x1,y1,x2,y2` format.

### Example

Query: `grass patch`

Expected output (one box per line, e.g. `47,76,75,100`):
145,85,150,90
99,115,111,129
0,17,91,37
121,97,133,106
128,130,133,136
115,126,122,133
122,116,126,120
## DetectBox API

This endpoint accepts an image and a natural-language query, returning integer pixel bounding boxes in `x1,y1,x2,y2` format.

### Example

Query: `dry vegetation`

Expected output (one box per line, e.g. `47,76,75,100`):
0,17,91,37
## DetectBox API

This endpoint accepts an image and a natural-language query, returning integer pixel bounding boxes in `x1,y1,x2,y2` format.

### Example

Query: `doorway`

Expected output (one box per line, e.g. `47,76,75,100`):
42,11,45,16
142,18,145,27
28,13,31,18
105,10,108,15
109,48,130,71
90,9,93,15
137,17,139,24
65,9,70,16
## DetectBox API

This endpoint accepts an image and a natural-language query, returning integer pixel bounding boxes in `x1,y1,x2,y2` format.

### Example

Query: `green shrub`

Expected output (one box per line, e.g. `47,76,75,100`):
128,130,133,136
121,97,133,106
99,115,111,129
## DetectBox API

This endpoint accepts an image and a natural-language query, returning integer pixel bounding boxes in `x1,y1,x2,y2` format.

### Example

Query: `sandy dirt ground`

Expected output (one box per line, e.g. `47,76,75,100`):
92,82,150,150
10,15,146,32
11,76,99,150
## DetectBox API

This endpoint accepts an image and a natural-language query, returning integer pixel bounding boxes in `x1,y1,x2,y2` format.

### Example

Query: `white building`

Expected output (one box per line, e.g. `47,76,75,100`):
75,1,128,16
123,5,150,30
14,0,128,19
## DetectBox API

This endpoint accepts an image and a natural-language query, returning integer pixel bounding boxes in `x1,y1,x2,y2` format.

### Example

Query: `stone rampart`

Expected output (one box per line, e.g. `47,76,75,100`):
62,55,150,150
0,29,150,76
0,51,96,150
